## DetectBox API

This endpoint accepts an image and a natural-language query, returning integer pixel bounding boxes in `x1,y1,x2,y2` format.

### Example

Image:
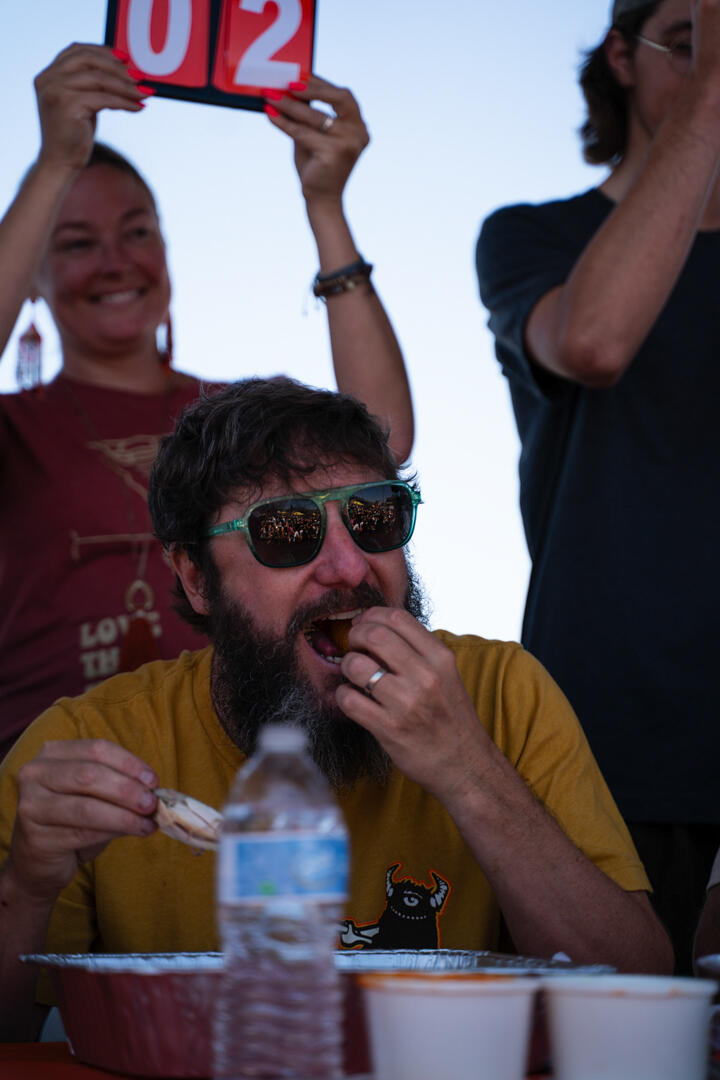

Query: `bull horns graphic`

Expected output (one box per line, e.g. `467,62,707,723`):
385,863,450,911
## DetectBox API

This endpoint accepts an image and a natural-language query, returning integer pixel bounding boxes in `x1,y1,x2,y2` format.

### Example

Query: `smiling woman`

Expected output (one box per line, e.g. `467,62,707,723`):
0,42,414,760
34,153,172,380
0,135,209,762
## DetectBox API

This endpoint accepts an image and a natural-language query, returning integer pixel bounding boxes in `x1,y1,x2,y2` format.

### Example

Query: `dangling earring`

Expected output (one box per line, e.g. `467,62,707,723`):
16,310,43,392
157,314,173,371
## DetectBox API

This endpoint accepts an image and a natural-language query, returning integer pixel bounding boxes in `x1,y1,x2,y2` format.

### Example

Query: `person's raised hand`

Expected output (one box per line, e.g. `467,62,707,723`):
34,43,151,174
263,74,369,207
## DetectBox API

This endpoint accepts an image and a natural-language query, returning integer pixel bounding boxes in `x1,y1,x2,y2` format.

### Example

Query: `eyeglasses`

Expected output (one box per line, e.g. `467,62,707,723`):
635,34,693,76
204,480,422,568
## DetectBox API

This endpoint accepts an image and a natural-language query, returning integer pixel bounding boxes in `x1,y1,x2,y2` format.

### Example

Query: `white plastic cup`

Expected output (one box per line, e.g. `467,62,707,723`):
357,971,538,1080
541,973,718,1080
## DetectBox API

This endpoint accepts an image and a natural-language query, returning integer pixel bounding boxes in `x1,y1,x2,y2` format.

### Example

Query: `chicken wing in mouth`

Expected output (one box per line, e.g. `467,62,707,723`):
303,609,362,663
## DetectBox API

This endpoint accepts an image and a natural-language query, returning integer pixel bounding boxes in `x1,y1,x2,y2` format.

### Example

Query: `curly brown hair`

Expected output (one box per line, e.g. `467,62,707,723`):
579,2,661,165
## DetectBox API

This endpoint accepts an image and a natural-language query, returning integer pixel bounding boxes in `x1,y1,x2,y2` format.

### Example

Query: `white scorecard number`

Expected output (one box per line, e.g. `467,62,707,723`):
233,0,302,88
126,0,193,77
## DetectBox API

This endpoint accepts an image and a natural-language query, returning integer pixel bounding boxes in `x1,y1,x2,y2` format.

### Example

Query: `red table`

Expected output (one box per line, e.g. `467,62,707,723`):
0,1043,552,1079
1,1043,132,1079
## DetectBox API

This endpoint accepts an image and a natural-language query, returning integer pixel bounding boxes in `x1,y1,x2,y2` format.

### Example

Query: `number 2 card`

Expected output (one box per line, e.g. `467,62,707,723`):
104,0,316,111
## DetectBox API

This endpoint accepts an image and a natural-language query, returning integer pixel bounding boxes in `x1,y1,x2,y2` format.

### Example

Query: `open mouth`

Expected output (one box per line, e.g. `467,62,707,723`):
303,609,363,664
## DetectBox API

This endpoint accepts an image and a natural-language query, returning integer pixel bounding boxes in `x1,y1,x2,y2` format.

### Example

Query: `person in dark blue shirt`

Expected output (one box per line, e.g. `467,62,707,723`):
477,0,720,974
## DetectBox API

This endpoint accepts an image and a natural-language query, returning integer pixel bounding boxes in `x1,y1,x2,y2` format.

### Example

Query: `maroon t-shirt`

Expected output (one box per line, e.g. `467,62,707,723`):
0,373,212,758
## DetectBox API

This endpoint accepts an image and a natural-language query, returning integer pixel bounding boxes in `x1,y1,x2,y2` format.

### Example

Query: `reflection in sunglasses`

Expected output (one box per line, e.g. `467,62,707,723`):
257,508,321,546
256,497,400,546
348,498,399,534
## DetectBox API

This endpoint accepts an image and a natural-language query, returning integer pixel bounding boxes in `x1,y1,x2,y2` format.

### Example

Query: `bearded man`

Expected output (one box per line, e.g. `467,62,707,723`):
0,378,671,1040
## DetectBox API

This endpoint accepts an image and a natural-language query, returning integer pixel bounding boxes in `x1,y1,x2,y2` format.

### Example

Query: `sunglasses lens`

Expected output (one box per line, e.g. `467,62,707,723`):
346,483,414,553
248,497,323,567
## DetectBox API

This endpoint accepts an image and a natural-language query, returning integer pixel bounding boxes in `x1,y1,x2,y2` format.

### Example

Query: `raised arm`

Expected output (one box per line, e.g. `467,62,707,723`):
0,739,158,1041
336,609,674,973
264,76,414,464
0,44,148,360
526,0,720,388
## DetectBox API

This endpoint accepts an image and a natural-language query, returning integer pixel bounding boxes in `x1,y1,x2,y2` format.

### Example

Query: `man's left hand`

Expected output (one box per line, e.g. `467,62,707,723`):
336,608,493,801
263,74,369,206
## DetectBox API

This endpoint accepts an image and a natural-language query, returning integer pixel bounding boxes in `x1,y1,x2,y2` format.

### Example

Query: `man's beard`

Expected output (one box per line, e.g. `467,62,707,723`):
207,561,429,790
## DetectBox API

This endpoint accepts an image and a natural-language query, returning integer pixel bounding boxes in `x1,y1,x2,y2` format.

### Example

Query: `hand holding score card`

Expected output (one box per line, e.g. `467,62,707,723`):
264,76,370,205
34,44,149,173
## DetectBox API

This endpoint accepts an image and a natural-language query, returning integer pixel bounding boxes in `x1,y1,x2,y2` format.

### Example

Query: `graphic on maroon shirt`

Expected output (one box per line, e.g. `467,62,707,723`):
73,433,166,688
340,863,450,949
87,433,161,498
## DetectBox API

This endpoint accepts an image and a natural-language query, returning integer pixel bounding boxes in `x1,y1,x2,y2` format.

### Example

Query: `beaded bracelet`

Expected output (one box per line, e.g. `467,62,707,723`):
312,257,374,299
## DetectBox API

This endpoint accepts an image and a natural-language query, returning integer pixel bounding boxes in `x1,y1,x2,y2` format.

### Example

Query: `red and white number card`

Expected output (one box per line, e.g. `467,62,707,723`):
104,0,316,111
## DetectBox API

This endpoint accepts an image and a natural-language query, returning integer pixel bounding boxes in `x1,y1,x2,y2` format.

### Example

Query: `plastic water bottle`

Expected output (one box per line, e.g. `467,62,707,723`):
214,723,349,1080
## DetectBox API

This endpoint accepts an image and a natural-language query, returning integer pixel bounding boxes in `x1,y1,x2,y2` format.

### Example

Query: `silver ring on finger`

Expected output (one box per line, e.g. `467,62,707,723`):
320,113,336,133
364,667,387,695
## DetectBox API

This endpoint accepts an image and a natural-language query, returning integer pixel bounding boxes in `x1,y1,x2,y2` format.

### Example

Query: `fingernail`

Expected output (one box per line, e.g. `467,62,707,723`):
139,790,155,811
264,104,280,118
289,81,307,91
263,88,283,101
140,768,156,786
141,818,156,835
137,85,156,96
112,48,130,62
135,101,146,110
127,65,144,80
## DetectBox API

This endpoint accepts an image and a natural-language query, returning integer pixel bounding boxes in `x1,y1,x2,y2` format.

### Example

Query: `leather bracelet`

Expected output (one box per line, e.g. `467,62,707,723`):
313,257,373,299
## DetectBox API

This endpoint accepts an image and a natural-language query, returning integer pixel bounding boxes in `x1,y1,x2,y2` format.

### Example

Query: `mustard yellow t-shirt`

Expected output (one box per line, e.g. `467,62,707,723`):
0,633,649,994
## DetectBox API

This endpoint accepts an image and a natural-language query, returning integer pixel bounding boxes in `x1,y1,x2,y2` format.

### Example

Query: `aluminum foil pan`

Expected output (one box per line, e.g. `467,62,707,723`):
335,948,615,975
23,949,614,1077
24,952,222,1077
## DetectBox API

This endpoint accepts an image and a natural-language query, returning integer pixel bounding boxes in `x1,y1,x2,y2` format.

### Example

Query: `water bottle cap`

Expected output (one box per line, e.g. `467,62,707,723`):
258,723,307,752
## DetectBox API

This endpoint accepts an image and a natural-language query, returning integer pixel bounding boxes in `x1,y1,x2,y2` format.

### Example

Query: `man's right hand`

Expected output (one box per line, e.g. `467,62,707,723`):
6,739,158,904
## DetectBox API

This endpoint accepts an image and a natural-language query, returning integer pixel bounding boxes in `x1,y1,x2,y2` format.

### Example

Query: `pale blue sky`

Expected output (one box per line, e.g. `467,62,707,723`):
0,1,614,639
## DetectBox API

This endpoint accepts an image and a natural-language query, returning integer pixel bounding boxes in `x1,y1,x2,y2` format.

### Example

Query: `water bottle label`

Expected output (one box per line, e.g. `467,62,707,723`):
218,832,348,903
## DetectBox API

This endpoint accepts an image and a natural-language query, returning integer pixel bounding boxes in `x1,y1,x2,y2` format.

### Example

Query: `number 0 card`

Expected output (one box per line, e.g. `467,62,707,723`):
104,0,316,111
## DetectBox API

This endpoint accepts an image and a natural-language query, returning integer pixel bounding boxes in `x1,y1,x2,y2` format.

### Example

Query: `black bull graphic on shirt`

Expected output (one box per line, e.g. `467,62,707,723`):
340,863,450,949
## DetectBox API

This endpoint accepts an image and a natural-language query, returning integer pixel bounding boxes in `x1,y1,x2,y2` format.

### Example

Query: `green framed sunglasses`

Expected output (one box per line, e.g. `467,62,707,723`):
204,480,422,568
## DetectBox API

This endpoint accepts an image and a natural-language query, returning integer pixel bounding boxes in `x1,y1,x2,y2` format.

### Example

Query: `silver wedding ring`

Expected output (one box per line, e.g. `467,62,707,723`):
365,667,387,695
320,114,336,133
